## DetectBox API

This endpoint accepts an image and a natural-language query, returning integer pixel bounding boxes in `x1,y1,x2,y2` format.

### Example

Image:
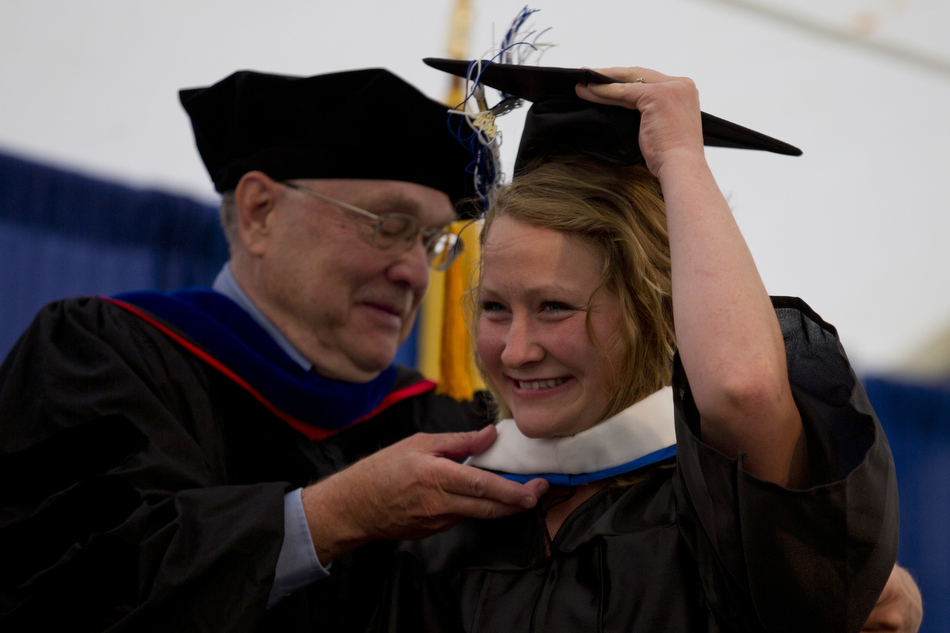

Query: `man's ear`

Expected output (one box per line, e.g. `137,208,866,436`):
234,171,280,256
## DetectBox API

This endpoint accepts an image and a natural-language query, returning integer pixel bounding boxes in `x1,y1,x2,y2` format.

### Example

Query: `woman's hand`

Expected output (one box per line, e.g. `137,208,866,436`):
575,67,705,182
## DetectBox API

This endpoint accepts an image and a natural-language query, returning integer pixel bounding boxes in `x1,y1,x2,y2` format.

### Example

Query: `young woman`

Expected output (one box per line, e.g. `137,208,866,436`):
369,66,898,633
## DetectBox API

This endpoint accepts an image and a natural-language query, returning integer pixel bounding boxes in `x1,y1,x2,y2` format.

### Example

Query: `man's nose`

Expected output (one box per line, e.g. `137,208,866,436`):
386,234,430,293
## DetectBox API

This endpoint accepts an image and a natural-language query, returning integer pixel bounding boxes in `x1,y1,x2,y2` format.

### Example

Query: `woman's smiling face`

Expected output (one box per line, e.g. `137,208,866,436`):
476,216,624,438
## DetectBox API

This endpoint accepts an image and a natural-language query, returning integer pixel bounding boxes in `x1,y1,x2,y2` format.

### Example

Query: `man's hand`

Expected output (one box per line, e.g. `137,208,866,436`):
863,564,923,632
300,426,548,563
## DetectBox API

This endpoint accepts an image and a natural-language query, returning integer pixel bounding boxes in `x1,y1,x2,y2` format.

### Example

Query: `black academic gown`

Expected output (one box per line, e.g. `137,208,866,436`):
369,297,900,633
0,296,489,632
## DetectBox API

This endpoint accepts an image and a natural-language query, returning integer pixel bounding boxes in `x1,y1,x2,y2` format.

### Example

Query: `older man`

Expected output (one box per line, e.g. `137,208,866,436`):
0,68,546,632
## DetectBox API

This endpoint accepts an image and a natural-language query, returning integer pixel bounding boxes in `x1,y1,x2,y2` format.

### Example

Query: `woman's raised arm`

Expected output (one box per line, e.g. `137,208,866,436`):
578,68,807,488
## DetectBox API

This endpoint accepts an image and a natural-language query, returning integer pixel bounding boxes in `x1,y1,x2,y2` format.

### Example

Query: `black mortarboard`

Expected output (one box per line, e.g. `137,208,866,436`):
180,69,475,201
424,58,801,173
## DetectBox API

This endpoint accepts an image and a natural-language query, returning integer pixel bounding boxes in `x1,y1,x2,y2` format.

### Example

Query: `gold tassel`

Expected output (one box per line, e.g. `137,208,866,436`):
416,267,446,382
437,220,485,400
420,0,482,397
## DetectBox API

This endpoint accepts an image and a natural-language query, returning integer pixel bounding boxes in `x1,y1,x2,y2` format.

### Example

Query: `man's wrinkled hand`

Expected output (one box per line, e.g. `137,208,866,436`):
301,427,548,563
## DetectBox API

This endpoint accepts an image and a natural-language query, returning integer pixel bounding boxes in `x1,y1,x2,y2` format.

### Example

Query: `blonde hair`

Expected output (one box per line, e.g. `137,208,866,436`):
471,155,674,421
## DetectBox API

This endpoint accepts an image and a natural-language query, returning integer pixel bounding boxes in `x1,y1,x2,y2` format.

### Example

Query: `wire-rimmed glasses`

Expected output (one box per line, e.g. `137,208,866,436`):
282,182,464,271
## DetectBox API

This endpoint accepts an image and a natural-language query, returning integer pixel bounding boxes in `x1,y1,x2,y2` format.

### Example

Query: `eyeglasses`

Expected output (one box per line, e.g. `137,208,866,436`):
282,182,464,271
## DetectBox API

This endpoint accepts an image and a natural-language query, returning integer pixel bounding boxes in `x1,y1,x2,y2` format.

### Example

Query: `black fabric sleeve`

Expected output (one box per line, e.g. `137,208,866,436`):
672,296,899,633
0,298,286,632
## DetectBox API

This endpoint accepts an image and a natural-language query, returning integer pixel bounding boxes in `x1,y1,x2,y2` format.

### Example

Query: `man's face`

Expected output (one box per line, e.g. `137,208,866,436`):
251,178,456,382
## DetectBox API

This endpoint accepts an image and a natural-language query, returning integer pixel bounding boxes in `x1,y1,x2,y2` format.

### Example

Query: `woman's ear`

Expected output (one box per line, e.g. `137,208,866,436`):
234,171,279,256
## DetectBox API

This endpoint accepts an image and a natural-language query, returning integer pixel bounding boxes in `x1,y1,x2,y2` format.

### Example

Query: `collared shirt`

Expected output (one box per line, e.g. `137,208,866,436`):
212,264,328,606
212,264,313,371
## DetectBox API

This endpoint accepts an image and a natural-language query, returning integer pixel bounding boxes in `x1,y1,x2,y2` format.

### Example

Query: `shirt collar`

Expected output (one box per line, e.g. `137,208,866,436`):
212,264,313,371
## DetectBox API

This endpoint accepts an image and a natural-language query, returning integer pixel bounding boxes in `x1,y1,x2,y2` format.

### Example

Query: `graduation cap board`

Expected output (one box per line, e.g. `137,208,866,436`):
424,58,802,173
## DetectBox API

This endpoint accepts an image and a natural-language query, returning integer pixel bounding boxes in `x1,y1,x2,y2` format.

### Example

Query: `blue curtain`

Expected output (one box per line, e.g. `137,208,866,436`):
1,150,945,630
0,150,228,357
865,376,950,632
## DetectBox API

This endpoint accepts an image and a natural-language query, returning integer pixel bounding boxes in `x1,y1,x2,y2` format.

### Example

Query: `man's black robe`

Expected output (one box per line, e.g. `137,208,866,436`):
368,297,900,633
0,296,488,632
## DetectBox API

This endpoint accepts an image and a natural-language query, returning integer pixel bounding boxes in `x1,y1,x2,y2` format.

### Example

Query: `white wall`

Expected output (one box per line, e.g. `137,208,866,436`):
2,0,949,376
